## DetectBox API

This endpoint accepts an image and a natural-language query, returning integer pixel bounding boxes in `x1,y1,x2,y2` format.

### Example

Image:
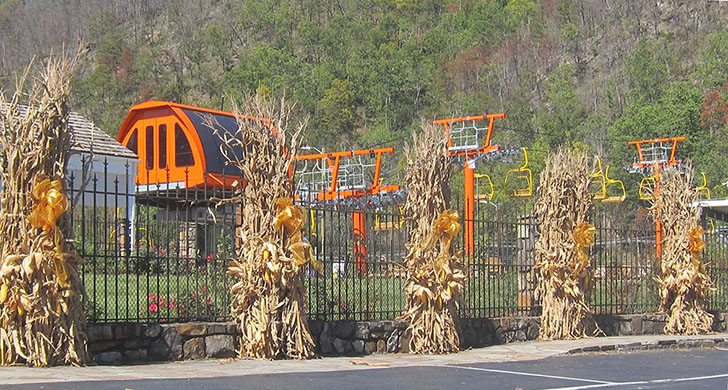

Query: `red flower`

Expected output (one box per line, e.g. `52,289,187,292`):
148,303,159,312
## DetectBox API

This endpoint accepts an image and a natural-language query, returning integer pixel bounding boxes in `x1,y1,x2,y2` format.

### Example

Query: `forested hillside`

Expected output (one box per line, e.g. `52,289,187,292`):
2,0,728,198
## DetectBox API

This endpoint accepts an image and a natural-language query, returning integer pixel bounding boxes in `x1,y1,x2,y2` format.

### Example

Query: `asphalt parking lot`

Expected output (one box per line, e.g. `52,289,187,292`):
5,347,727,390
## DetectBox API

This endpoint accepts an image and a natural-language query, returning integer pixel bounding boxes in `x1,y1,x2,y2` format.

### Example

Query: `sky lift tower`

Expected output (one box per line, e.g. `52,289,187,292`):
627,136,686,258
434,113,505,256
293,148,400,273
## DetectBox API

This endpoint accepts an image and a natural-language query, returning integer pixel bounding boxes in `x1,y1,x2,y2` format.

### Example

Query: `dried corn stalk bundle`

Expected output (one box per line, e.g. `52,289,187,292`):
534,148,601,340
650,167,713,335
215,94,319,359
398,120,464,354
0,53,89,366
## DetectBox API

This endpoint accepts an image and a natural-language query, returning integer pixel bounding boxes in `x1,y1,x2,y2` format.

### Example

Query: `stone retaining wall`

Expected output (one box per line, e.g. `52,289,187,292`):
87,311,727,364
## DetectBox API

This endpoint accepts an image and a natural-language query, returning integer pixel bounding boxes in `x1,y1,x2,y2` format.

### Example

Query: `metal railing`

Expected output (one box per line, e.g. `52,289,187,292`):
63,162,728,323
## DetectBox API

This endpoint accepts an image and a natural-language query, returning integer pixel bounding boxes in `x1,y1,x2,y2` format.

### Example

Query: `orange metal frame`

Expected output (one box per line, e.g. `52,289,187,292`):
293,148,399,200
628,136,686,259
434,113,505,158
434,113,505,257
628,137,686,169
294,147,401,273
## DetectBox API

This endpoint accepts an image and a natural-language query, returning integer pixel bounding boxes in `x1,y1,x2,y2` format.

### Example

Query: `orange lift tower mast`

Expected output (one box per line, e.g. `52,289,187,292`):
434,113,506,256
628,136,686,258
294,148,400,273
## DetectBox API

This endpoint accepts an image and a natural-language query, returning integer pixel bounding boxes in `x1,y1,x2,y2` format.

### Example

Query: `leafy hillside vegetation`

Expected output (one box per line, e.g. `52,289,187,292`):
2,0,728,198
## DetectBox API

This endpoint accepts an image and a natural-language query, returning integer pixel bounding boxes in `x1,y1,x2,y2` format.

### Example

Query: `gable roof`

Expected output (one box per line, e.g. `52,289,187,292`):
0,103,138,159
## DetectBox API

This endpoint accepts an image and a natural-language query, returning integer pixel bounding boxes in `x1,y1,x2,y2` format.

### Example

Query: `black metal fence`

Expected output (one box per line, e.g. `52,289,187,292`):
66,161,728,323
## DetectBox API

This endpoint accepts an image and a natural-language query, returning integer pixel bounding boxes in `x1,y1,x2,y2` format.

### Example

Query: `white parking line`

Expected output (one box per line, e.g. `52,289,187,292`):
536,373,728,390
436,365,615,385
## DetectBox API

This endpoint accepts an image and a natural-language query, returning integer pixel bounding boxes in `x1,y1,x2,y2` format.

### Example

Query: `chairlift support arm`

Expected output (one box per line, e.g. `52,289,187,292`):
434,112,505,158
628,137,686,169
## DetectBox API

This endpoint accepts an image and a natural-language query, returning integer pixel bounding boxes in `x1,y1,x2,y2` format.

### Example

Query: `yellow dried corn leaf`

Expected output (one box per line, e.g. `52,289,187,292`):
0,283,7,303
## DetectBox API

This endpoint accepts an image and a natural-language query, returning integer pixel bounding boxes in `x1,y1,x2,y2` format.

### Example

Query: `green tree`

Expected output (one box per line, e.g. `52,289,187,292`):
625,38,675,104
316,79,359,145
695,31,728,90
536,63,587,146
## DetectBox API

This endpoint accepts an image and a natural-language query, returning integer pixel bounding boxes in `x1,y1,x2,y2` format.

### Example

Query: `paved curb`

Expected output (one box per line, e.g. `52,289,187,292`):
565,336,728,355
1,334,727,386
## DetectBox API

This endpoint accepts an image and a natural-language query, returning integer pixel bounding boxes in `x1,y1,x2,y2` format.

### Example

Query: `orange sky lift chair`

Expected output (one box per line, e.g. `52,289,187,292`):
293,148,400,273
434,113,506,256
628,136,686,258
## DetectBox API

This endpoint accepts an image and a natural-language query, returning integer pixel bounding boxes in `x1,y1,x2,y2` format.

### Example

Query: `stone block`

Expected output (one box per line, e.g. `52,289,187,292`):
494,327,506,344
386,329,402,353
308,320,324,336
95,351,123,365
123,338,147,350
370,321,393,332
644,320,664,335
184,338,206,360
333,338,353,354
129,323,143,338
631,316,643,335
143,324,162,339
482,329,493,346
460,325,477,348
123,349,148,362
376,340,386,353
370,331,387,339
88,341,121,355
517,319,530,330
207,324,227,335
178,323,208,337
87,324,113,343
617,320,633,336
206,335,235,358
365,341,377,354
352,340,365,354
393,320,408,329
526,322,539,340
502,331,516,344
164,327,183,358
319,327,334,355
113,324,132,340
354,323,370,339
332,321,355,339
149,326,182,361
514,329,527,342
596,315,616,336
226,322,239,335
398,331,410,353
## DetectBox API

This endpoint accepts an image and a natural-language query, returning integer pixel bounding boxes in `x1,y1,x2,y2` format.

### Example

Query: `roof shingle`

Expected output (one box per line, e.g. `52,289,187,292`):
0,103,137,159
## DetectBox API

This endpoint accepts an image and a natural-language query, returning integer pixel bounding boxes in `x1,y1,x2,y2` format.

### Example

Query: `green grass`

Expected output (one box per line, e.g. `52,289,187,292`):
84,270,727,323
306,276,409,321
83,272,231,322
